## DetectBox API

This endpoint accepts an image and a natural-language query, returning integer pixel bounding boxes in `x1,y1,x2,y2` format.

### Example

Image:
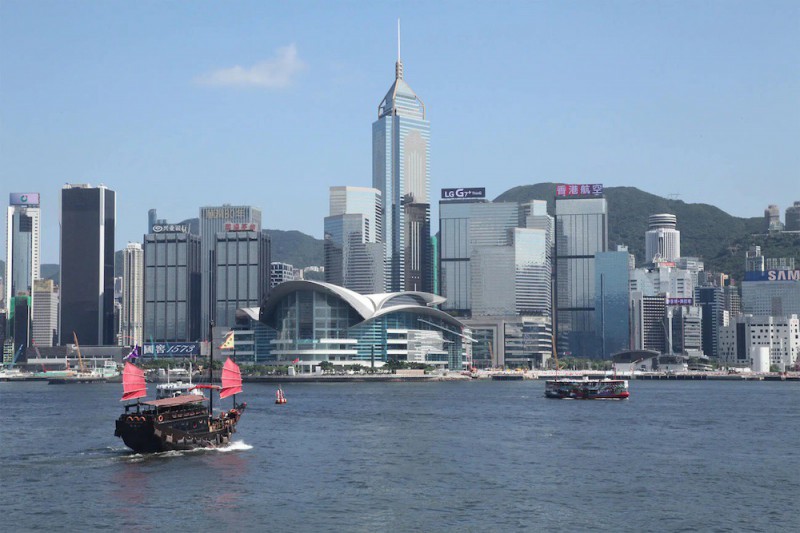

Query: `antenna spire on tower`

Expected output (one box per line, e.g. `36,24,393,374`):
397,18,401,62
395,18,403,80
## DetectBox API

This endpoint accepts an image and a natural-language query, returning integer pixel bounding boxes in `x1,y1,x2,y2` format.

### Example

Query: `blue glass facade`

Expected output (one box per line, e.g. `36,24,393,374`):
555,196,608,358
254,281,466,369
595,250,632,358
372,57,432,293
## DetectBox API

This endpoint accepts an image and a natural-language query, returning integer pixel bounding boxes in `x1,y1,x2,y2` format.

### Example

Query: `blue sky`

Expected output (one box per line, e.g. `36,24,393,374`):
2,0,798,263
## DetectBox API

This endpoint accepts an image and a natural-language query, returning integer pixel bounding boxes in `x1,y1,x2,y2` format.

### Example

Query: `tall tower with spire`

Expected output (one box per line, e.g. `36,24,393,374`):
372,21,432,292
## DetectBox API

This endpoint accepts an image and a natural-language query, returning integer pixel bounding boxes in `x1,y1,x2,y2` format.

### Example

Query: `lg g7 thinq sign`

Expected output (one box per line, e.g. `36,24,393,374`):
441,188,486,200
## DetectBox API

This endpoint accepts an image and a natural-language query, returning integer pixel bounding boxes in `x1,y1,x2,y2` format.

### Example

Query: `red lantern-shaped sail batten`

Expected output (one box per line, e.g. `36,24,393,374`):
121,362,147,401
219,357,242,399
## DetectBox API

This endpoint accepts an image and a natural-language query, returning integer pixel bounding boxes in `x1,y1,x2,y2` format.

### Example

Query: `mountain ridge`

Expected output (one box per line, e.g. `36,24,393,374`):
495,182,795,280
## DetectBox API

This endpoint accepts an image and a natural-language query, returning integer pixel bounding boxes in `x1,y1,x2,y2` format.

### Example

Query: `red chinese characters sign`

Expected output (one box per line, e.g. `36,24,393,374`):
555,184,604,197
224,222,257,232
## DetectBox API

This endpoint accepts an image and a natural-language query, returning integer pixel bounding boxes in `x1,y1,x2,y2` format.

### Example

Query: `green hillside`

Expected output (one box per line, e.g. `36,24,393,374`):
264,229,324,268
495,183,794,280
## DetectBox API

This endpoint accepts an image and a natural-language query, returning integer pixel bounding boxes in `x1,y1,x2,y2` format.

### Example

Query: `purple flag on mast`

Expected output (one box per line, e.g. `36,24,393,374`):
124,345,140,362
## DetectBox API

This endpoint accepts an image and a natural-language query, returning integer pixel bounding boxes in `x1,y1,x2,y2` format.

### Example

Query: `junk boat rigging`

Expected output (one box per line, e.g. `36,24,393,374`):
114,323,246,453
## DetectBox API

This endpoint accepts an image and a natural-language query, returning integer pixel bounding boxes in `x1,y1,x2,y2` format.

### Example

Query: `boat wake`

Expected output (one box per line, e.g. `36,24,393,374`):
118,440,252,462
216,440,253,453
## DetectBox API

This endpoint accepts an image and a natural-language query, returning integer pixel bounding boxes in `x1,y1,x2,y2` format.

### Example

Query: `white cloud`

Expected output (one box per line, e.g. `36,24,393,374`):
196,44,306,89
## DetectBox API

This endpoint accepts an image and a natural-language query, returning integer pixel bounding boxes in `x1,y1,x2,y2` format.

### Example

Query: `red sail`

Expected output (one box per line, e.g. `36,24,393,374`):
220,357,243,399
121,362,147,401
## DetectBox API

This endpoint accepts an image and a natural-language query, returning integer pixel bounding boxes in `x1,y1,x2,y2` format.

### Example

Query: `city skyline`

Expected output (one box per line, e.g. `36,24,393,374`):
2,1,799,264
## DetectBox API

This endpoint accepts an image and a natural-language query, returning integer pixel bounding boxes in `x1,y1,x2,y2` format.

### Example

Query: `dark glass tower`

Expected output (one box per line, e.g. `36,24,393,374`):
555,195,608,358
60,184,116,345
213,229,271,329
143,229,202,342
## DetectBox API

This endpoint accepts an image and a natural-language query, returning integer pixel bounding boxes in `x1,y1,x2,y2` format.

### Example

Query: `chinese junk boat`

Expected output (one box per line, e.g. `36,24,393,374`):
544,378,629,400
115,338,246,453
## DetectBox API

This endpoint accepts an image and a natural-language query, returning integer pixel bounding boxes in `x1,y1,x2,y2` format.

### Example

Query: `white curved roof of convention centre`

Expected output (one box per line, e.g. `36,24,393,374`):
254,280,461,328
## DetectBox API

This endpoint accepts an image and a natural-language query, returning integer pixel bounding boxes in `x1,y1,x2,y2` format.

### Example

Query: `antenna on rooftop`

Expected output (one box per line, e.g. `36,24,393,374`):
397,18,401,63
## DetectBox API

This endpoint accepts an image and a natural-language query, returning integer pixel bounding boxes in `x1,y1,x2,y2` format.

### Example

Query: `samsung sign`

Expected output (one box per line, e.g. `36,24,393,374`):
441,188,486,200
10,193,40,206
744,270,800,282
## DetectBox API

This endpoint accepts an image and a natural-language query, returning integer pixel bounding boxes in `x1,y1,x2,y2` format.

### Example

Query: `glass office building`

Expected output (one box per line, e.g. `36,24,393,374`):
214,229,271,329
199,205,261,331
555,196,608,358
6,193,41,354
324,187,385,294
595,249,632,358
741,276,800,316
5,193,40,308
255,280,467,370
144,230,201,342
60,184,116,345
439,200,552,318
696,286,723,358
372,49,432,292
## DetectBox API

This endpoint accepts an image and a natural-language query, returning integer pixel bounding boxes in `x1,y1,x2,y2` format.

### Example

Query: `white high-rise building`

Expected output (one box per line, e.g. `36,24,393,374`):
645,213,681,263
5,193,41,355
5,193,41,307
120,243,144,347
719,314,800,369
630,264,694,298
32,279,58,347
270,262,296,288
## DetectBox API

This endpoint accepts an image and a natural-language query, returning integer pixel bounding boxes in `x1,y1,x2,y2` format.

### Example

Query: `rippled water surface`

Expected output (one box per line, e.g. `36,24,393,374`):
2,380,797,531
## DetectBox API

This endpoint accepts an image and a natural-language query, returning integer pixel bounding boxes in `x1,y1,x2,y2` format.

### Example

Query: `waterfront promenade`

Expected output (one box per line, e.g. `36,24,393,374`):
241,369,800,383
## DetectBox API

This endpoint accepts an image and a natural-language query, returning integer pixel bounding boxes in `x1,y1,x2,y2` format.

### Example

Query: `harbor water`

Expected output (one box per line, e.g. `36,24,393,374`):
2,379,797,531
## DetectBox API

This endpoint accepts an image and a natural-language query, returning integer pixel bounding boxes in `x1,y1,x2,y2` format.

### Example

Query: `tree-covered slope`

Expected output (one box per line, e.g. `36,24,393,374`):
495,183,789,280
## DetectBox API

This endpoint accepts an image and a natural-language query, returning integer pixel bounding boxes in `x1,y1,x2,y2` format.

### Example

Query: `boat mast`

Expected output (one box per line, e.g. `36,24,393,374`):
232,334,236,408
208,320,214,416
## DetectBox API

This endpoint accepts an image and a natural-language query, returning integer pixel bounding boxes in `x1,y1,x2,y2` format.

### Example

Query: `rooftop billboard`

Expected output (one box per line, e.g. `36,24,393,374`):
10,193,40,206
555,184,604,197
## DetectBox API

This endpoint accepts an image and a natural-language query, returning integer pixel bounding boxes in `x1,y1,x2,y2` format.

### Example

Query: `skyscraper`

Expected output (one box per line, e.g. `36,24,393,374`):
595,247,633,358
555,189,608,358
32,279,58,347
645,213,681,263
696,286,723,359
372,24,432,292
786,201,800,232
60,184,115,346
213,228,271,329
144,227,201,342
120,242,144,347
439,198,552,319
199,205,261,331
5,193,40,353
324,186,385,294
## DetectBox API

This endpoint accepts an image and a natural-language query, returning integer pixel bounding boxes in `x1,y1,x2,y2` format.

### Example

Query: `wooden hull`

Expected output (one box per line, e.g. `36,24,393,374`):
115,404,245,453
